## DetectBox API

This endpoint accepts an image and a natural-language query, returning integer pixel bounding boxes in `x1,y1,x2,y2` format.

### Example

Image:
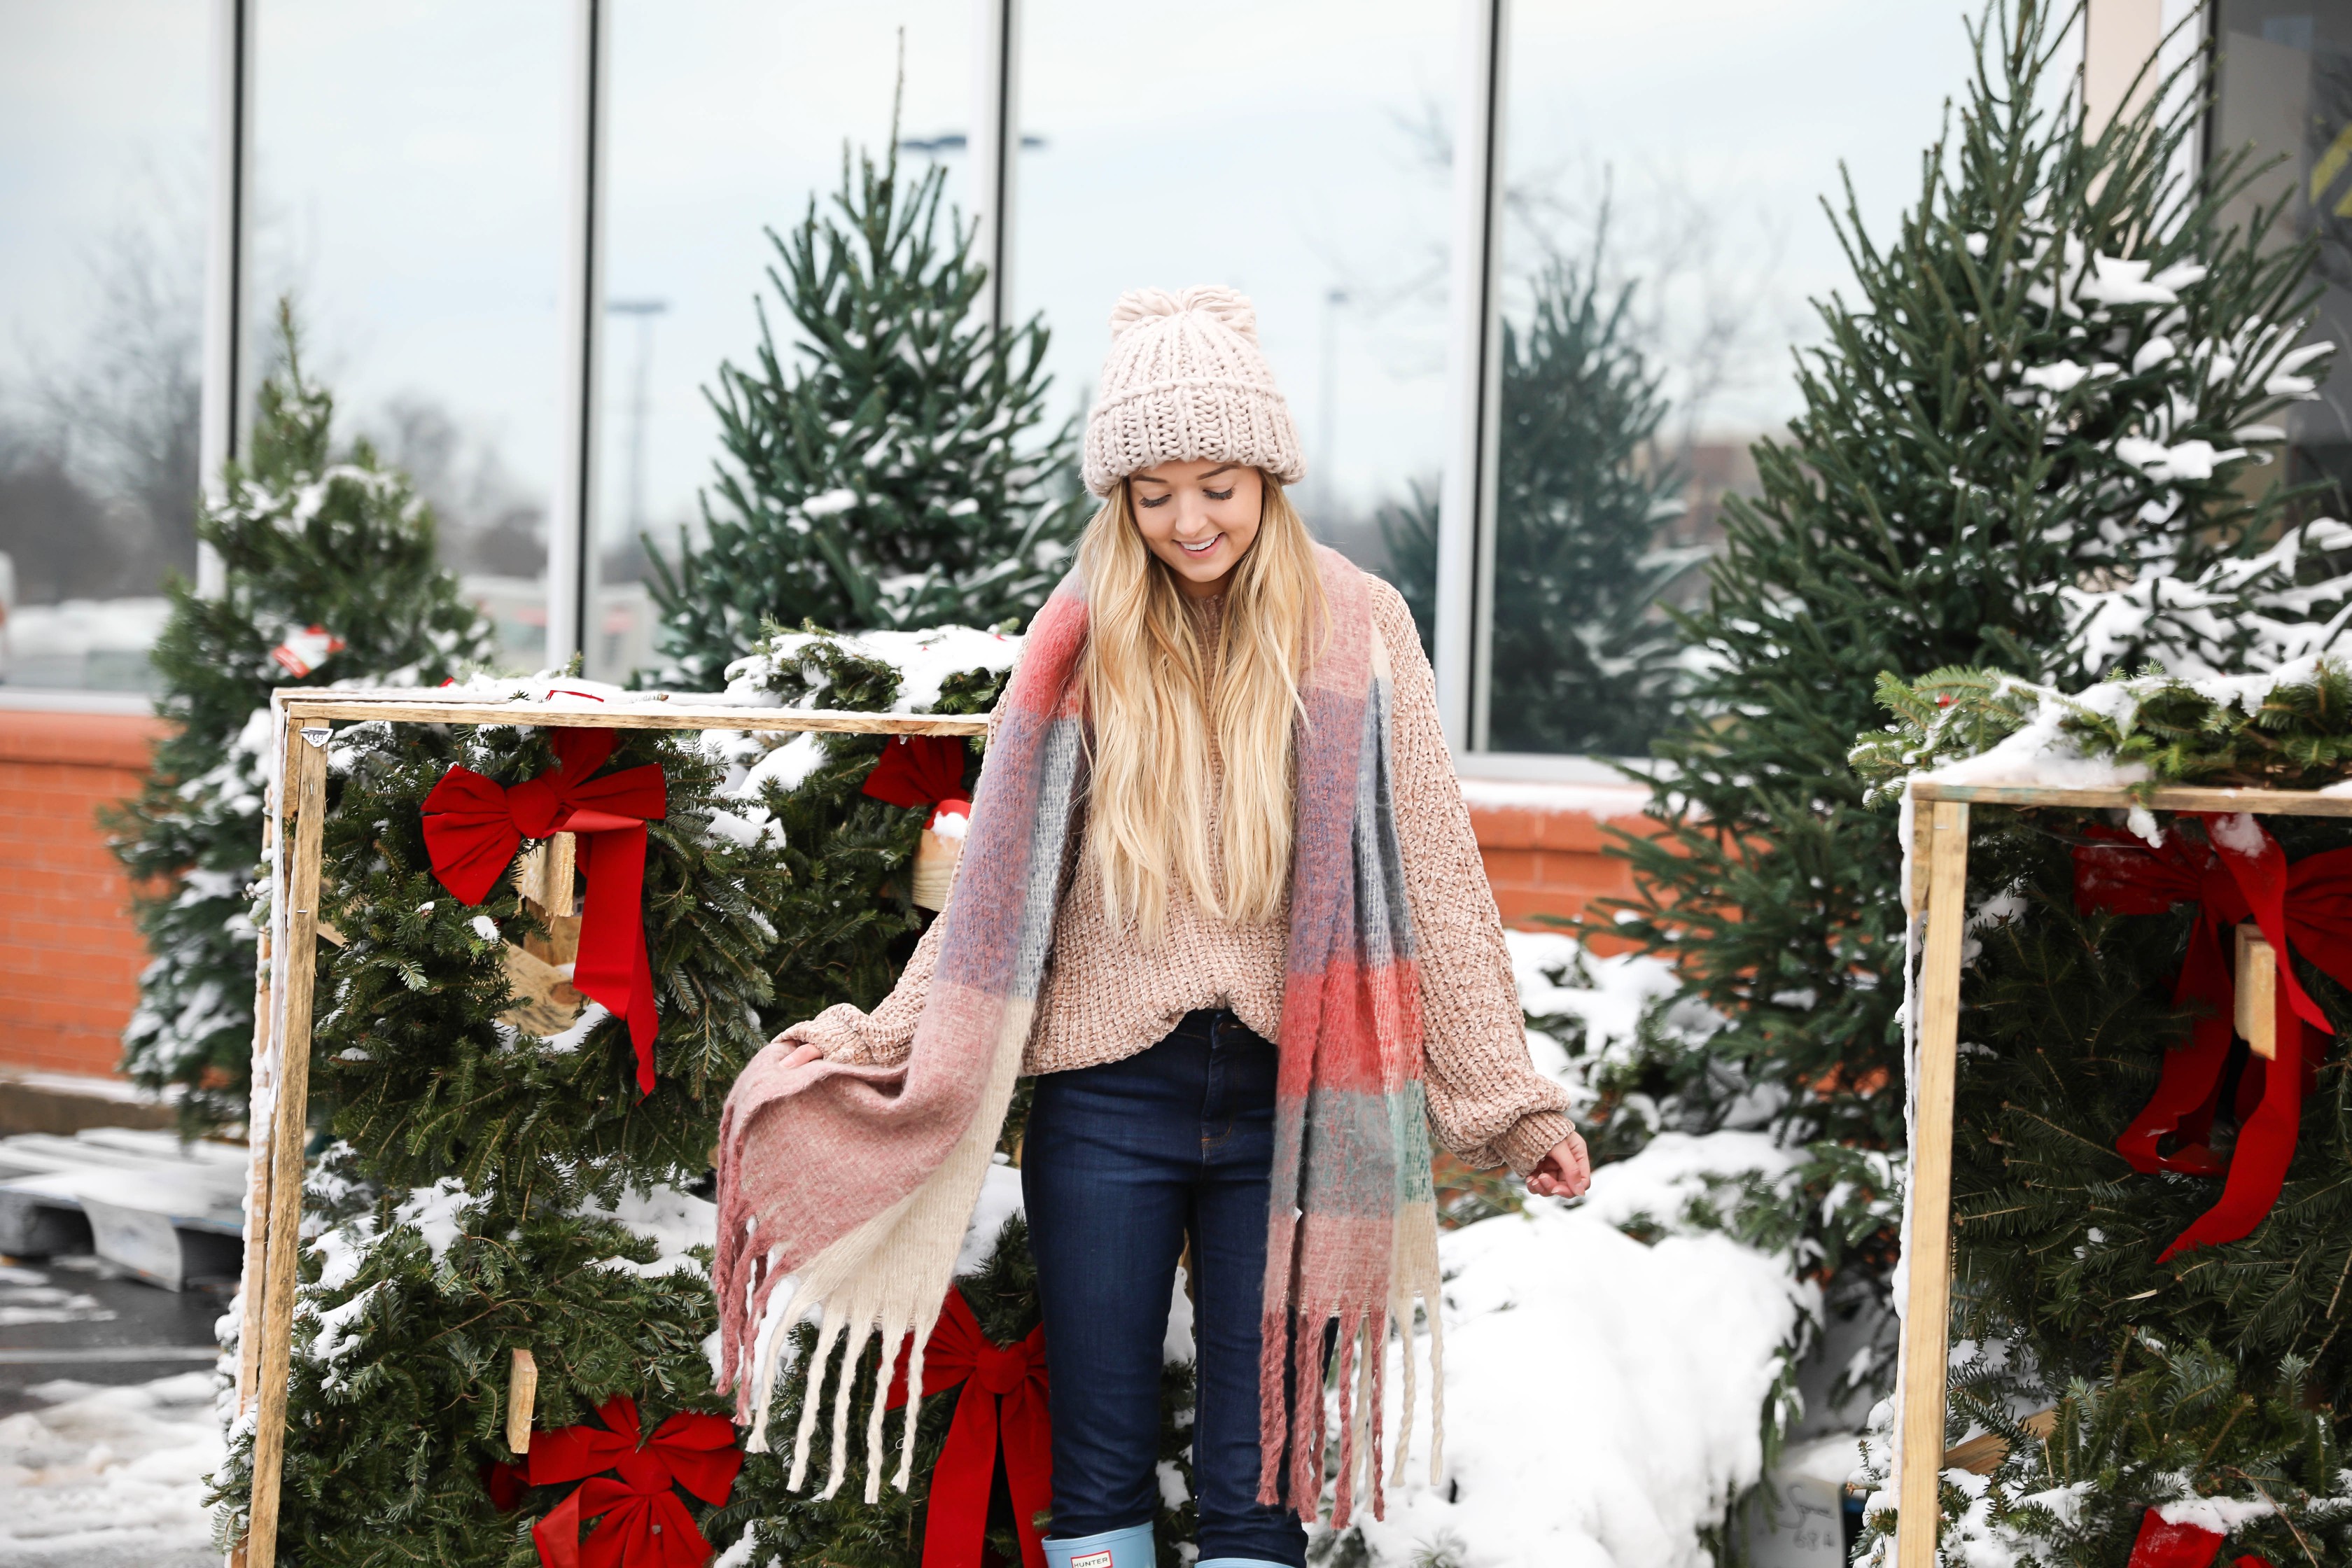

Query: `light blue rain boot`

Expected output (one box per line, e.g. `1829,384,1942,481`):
1042,1522,1156,1568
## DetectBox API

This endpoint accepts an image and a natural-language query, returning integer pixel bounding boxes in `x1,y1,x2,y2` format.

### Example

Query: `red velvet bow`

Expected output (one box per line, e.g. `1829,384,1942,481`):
423,729,668,1094
521,1396,743,1568
883,1289,1052,1568
2073,815,2352,1259
2124,1506,2276,1567
862,734,972,830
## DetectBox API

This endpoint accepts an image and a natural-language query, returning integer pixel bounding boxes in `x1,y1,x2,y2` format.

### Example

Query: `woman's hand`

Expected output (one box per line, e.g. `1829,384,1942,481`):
774,1037,822,1070
1525,1130,1592,1199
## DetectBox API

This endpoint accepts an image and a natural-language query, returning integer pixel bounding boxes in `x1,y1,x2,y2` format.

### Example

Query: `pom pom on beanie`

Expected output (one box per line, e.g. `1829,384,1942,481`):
1082,285,1305,496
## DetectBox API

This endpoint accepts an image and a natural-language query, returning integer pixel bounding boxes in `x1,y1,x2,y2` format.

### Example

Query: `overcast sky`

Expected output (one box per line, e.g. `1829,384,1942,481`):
3,0,1989,560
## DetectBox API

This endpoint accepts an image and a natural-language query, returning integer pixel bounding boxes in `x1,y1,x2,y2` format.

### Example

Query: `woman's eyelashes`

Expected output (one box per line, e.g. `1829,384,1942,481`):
1135,486,1229,509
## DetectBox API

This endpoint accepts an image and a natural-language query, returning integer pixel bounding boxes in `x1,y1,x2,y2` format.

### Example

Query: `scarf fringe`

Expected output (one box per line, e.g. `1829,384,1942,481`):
1259,1205,1445,1529
733,996,1032,1499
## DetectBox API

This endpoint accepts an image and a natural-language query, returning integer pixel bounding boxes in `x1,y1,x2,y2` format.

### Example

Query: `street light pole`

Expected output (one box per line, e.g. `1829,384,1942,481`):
606,299,668,550
1317,286,1348,526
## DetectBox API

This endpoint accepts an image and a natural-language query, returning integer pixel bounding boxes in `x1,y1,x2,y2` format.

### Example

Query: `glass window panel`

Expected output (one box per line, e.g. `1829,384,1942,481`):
1488,2,1977,755
2213,1,2352,512
252,0,566,673
1016,1,1458,596
602,0,971,683
0,0,208,693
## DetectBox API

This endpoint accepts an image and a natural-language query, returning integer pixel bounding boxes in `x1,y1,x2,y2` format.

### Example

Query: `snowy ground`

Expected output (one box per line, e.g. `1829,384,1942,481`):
0,1251,230,1566
1356,1185,1809,1568
0,1371,223,1567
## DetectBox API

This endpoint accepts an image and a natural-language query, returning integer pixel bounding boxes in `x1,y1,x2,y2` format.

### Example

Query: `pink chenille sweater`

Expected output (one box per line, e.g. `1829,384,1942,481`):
781,573,1578,1175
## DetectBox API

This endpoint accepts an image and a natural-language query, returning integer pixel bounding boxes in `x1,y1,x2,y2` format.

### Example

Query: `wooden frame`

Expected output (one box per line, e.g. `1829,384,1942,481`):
1893,776,2340,1568
229,691,987,1568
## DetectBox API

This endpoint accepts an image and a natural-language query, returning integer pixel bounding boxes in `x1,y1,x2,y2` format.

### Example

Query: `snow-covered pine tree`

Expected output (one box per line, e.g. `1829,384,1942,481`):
648,132,1085,690
1606,0,2347,1163
107,302,493,1130
1378,258,1694,755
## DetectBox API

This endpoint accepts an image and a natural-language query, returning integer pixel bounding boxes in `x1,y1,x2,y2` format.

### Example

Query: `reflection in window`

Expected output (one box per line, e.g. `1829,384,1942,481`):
1016,0,1456,589
252,0,566,673
604,0,970,682
0,1,209,692
1485,1,1974,755
2215,1,2352,512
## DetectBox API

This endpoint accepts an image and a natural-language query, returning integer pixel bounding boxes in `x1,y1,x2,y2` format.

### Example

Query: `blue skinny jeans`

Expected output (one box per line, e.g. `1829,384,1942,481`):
1023,1009,1308,1567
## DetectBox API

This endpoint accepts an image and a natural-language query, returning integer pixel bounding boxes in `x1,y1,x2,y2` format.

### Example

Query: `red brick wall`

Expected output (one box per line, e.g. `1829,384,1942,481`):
1462,781,1665,948
0,716,1667,1082
0,710,167,1078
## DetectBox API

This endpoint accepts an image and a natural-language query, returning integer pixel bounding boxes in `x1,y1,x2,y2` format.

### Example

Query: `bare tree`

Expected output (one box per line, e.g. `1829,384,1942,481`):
368,396,545,578
20,179,204,599
1385,98,1800,447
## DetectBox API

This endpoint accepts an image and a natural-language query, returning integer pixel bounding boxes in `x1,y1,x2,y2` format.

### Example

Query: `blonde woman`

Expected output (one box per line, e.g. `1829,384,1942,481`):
715,288,1589,1568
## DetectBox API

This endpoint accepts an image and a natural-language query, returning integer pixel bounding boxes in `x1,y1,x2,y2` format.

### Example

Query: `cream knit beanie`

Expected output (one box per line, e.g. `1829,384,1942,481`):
1082,286,1306,496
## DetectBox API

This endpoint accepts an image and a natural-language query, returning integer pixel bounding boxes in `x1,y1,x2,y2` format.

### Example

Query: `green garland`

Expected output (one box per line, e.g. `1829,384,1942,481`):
1854,659,2352,804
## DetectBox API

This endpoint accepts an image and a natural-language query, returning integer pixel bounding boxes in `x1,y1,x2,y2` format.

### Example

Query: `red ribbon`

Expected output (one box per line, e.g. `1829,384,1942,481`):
519,1396,743,1568
423,729,667,1094
883,1289,1052,1568
2124,1506,2276,1567
862,734,972,831
2073,815,2352,1259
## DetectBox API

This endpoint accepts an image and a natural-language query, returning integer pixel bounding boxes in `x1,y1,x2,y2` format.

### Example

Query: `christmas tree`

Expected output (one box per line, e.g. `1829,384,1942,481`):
107,301,493,1131
647,130,1086,690
1848,664,2352,1563
1377,258,1695,757
1604,0,2346,1168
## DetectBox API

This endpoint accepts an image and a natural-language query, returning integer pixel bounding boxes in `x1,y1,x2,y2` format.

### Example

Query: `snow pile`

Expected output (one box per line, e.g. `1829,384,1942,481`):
596,1184,722,1279
1508,929,1690,1121
1357,1148,1816,1568
1323,934,1823,1567
0,1372,224,1567
723,624,1021,713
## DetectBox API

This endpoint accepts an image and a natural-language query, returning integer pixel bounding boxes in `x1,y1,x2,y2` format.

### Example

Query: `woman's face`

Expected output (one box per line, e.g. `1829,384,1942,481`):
1127,460,1263,598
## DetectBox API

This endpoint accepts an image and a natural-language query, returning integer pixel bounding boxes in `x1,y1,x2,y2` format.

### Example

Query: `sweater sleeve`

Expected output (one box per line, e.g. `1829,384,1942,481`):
1368,576,1578,1176
772,704,1002,1068
778,909,944,1068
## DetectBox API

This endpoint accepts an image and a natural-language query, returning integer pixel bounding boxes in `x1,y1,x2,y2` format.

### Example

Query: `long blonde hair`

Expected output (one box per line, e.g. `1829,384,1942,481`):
1079,475,1326,941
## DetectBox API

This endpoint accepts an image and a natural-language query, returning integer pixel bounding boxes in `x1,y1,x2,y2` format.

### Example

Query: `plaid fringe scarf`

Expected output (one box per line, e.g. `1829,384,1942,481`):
712,545,1443,1527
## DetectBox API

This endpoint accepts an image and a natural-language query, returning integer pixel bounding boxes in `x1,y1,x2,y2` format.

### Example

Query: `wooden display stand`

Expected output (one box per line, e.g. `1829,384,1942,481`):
1893,777,2347,1568
228,690,986,1568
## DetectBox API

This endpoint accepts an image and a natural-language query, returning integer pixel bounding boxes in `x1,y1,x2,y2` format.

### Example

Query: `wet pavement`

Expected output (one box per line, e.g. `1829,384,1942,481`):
0,1254,227,1418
